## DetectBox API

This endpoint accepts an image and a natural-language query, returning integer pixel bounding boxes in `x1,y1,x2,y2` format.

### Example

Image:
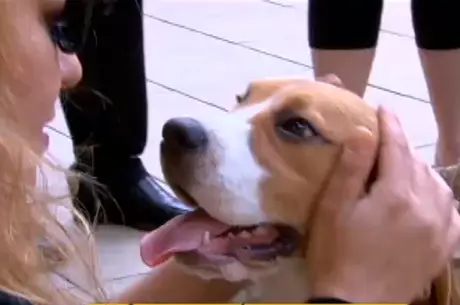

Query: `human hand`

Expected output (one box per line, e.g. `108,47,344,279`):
306,106,460,303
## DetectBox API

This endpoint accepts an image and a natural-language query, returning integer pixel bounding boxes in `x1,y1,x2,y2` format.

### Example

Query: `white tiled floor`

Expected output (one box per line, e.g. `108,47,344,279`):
46,0,439,297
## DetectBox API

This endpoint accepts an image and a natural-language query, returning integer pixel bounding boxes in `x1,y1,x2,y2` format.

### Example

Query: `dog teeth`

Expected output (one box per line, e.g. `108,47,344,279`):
227,232,235,239
203,231,211,244
253,226,268,236
239,230,252,238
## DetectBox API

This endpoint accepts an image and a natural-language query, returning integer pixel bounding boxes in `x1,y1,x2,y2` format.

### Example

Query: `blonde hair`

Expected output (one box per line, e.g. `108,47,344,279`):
0,1,107,304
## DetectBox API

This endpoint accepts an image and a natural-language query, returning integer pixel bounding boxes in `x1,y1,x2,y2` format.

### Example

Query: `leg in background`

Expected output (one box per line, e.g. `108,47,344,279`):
62,0,186,230
308,0,383,97
412,0,460,166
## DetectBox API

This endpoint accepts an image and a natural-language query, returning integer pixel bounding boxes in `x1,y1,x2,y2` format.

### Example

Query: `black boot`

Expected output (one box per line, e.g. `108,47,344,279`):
62,0,186,230
70,157,187,231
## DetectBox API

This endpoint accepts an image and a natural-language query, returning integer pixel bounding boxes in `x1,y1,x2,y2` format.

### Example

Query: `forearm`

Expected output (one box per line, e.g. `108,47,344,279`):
112,259,242,303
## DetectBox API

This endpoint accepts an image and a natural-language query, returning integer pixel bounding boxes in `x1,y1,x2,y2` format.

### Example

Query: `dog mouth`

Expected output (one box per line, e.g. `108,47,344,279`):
140,186,300,268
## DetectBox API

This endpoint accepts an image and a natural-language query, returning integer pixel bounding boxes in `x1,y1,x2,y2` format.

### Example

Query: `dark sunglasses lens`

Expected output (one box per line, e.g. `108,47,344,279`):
51,22,79,53
51,1,93,53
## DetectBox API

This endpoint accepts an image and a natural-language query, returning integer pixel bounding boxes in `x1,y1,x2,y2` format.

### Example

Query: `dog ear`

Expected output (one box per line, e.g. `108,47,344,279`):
317,74,344,88
427,266,460,305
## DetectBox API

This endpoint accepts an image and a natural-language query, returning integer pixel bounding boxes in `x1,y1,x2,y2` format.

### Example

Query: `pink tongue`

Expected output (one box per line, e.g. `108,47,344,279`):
140,209,231,267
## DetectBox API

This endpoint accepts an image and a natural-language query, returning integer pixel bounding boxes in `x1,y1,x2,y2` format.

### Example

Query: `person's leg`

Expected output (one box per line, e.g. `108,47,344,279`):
61,0,185,230
308,0,383,97
412,0,460,167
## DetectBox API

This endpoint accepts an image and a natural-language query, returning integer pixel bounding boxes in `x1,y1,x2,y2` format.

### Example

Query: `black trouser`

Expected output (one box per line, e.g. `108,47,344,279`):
308,0,460,50
62,0,146,166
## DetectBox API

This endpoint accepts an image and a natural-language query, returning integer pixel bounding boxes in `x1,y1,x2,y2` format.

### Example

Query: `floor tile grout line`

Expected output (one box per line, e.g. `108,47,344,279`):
256,2,416,39
415,143,435,149
146,14,429,104
147,15,309,67
104,271,150,284
209,1,415,40
66,272,150,292
147,80,229,112
261,0,294,8
370,84,428,103
380,29,414,39
46,125,70,138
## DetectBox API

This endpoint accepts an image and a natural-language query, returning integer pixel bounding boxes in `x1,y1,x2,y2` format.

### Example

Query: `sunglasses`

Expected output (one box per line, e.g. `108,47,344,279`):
49,0,95,54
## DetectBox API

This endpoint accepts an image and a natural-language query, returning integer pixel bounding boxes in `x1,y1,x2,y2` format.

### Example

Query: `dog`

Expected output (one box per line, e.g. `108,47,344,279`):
141,75,460,304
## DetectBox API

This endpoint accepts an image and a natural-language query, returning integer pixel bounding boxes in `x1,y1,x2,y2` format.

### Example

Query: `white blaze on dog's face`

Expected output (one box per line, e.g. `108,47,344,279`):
161,100,273,226
140,75,378,281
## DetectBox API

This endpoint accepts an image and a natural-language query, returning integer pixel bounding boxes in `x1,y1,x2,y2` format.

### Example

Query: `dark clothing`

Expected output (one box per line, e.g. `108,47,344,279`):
61,0,184,229
62,0,147,162
308,0,460,50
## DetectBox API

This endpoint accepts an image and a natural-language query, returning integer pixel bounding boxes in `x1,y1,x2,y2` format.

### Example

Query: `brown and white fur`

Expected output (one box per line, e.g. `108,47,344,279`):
158,75,460,304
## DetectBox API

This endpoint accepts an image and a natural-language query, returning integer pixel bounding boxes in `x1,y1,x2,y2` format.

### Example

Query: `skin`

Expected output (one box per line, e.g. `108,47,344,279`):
307,107,460,303
9,0,460,303
3,0,81,154
4,0,241,302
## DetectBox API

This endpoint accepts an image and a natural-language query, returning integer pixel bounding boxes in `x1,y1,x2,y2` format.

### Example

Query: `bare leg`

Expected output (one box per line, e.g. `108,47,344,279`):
308,0,383,97
311,50,375,97
412,0,460,166
418,50,460,166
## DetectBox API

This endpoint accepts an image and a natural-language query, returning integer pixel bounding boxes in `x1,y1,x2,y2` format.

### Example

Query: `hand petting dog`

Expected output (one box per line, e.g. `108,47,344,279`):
307,106,460,303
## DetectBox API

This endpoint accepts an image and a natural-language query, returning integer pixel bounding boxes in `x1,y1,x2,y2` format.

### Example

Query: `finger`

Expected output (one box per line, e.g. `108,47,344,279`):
315,128,376,217
377,106,413,182
444,208,460,258
433,165,459,208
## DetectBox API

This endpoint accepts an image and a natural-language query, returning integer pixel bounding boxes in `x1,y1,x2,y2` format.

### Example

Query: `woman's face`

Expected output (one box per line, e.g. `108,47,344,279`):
1,0,82,154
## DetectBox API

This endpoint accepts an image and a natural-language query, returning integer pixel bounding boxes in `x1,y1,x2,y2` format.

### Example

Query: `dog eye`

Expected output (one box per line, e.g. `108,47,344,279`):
236,94,244,104
276,117,318,141
236,86,251,104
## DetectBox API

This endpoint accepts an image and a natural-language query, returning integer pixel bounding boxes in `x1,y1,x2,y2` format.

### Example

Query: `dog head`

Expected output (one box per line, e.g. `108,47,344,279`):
140,75,379,281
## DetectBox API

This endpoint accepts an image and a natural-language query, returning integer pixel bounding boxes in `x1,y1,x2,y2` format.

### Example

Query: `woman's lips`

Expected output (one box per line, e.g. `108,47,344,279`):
40,131,50,153
43,131,49,147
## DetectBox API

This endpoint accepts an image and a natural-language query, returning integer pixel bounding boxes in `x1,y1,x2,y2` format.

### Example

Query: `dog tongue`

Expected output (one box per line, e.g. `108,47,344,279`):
140,209,231,267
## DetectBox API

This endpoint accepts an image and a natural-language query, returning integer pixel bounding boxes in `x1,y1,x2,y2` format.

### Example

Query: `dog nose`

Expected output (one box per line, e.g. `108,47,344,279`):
162,117,208,150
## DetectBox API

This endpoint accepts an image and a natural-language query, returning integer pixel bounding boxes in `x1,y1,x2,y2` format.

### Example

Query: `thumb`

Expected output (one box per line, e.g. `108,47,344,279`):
314,127,377,218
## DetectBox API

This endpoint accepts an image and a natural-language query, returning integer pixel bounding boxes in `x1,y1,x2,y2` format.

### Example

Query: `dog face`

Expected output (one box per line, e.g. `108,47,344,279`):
140,75,379,282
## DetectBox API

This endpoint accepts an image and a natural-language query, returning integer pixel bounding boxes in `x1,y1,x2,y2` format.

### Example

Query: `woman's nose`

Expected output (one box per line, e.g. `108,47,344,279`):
59,52,82,89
